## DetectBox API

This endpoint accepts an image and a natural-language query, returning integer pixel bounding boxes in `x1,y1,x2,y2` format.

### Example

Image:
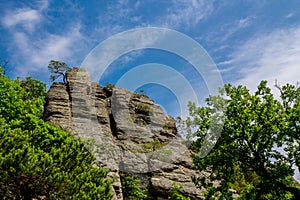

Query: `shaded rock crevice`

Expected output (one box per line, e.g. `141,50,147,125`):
43,67,206,200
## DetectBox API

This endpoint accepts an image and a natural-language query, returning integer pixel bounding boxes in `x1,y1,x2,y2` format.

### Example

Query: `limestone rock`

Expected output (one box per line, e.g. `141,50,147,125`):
43,82,71,130
44,67,206,199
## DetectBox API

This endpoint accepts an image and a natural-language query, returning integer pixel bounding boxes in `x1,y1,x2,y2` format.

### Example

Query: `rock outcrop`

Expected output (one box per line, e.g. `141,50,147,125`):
44,67,206,199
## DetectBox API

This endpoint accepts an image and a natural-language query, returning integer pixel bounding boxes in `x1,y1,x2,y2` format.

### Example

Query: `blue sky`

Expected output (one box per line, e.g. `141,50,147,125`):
1,0,300,118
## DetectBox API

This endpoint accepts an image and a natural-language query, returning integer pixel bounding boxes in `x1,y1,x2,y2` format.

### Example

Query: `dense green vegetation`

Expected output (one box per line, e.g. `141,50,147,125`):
184,80,300,199
121,176,191,200
0,66,112,199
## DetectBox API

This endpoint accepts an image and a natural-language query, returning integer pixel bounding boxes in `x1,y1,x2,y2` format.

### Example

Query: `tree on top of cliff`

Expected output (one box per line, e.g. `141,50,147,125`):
185,80,300,199
48,60,70,84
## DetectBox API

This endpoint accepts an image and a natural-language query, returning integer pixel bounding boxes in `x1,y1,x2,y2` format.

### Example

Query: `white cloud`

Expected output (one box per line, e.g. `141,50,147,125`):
223,26,300,93
1,0,85,78
117,50,144,65
1,8,40,31
91,0,142,39
286,13,294,18
1,0,49,32
94,0,214,35
88,0,215,82
82,27,166,81
11,24,83,77
161,0,214,29
220,17,253,41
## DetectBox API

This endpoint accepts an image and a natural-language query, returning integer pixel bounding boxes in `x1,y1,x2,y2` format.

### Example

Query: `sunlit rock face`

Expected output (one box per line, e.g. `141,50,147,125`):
44,67,207,200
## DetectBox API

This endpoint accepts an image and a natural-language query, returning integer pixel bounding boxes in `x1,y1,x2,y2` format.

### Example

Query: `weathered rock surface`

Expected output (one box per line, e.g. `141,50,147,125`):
43,82,71,130
43,67,206,199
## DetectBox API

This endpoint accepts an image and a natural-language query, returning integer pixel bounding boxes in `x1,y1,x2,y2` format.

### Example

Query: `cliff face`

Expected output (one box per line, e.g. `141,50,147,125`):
43,68,206,199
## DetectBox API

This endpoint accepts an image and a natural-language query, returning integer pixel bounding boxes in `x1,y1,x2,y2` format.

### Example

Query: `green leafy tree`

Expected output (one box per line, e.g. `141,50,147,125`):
184,80,300,199
0,65,113,199
48,60,70,84
20,76,46,102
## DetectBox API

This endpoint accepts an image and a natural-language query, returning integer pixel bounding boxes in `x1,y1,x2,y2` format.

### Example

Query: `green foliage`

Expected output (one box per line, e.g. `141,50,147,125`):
0,69,113,199
133,89,147,98
168,182,191,200
229,165,259,195
20,76,46,102
185,80,300,199
48,60,70,84
0,73,43,125
133,92,141,98
141,140,166,153
135,103,151,114
121,175,148,200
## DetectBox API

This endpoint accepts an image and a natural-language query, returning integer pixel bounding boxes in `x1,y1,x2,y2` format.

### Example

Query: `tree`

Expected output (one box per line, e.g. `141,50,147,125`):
48,60,70,84
184,80,300,199
20,76,46,102
0,66,113,199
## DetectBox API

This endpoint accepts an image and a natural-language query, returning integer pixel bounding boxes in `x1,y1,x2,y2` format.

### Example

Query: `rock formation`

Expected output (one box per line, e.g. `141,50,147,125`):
44,67,207,199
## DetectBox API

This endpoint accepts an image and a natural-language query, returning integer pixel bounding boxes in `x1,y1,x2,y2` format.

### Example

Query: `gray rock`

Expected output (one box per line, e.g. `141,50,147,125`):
44,67,207,199
43,82,71,131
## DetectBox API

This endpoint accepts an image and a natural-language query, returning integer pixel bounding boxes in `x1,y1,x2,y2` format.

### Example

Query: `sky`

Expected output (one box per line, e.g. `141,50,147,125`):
0,0,300,118
1,0,300,181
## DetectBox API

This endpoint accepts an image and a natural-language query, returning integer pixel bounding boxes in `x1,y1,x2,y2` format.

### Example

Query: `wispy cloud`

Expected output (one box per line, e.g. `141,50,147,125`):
286,13,294,19
94,0,214,37
93,0,142,38
1,1,84,79
224,26,300,92
1,8,40,32
88,0,215,79
221,17,253,41
159,0,214,29
11,24,83,77
82,27,167,81
1,0,49,32
117,50,144,65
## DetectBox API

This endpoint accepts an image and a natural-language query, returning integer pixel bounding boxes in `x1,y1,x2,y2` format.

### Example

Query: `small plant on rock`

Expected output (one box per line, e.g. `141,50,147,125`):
104,82,115,90
136,103,151,113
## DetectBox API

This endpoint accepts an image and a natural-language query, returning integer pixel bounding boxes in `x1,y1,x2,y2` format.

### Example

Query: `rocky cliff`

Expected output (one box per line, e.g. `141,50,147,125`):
43,67,207,199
